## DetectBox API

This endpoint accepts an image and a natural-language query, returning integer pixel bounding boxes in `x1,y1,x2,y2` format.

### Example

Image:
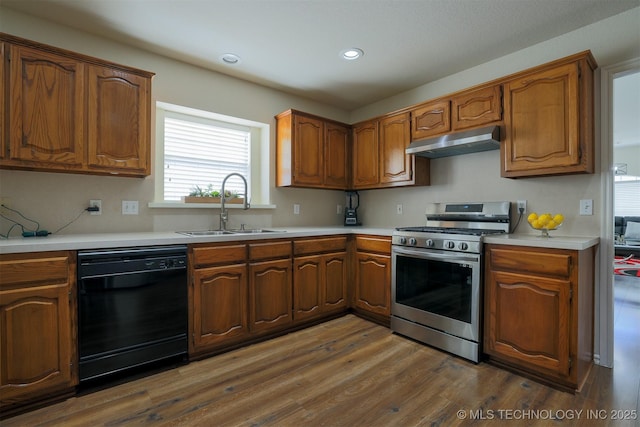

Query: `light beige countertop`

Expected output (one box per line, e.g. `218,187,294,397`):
484,234,600,251
0,227,394,254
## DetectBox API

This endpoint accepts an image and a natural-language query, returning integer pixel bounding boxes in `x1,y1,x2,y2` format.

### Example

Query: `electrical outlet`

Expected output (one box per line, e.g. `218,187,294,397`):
337,204,342,215
580,199,593,216
293,204,300,215
89,199,102,216
122,200,139,215
517,200,527,213
396,204,403,215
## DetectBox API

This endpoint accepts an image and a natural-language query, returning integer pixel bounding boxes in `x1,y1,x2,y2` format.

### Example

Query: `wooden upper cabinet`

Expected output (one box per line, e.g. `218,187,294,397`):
351,120,379,189
324,122,350,188
451,85,502,130
353,113,429,189
410,100,450,140
292,114,323,186
379,112,412,185
501,52,596,178
276,109,349,189
7,44,85,168
87,65,150,175
0,33,154,177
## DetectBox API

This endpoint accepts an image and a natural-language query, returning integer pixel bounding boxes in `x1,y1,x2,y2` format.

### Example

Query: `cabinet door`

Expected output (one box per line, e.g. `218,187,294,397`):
379,112,412,185
451,85,502,130
352,121,379,188
293,255,322,321
292,114,324,186
191,264,248,352
7,45,84,167
323,252,347,312
324,122,350,189
502,63,581,177
485,270,571,377
354,251,390,316
0,282,75,404
1,42,6,160
410,100,450,140
86,65,150,175
249,258,292,333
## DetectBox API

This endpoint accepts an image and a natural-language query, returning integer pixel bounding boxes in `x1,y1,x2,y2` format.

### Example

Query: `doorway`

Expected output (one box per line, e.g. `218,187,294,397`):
598,60,640,370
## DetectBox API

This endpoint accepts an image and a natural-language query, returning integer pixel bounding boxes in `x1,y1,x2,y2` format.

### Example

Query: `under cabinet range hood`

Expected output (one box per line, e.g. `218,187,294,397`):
405,125,500,158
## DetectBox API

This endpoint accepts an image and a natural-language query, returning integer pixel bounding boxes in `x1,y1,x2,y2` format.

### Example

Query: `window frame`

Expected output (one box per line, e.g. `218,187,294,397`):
151,102,273,208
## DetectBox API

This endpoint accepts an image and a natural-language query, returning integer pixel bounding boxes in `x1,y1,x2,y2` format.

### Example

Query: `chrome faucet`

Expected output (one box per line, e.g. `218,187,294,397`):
220,173,250,230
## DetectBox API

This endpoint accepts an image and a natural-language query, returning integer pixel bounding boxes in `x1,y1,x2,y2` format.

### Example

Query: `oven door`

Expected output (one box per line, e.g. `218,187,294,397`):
391,245,481,342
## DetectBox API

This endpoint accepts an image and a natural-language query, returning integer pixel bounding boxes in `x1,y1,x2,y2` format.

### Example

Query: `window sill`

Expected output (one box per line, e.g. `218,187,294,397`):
148,202,277,209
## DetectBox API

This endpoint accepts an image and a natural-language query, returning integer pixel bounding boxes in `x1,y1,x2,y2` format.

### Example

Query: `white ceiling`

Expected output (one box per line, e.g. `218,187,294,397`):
2,0,639,146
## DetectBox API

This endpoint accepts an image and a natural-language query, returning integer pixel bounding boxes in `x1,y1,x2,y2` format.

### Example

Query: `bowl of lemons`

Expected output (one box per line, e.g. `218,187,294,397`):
527,212,564,237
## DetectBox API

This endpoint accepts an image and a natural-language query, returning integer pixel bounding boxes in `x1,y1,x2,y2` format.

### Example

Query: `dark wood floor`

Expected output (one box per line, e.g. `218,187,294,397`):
4,278,639,426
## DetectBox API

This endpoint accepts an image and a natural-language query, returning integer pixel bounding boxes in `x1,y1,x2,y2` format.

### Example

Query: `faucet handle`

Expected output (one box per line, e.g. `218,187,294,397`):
245,198,251,210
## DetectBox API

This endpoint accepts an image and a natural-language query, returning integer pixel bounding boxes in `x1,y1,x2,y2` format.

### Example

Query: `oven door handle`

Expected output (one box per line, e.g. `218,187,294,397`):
392,246,480,263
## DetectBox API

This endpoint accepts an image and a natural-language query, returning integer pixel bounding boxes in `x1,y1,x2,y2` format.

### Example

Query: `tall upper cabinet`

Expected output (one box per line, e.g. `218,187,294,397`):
353,112,429,189
276,109,350,189
0,33,154,177
501,51,596,178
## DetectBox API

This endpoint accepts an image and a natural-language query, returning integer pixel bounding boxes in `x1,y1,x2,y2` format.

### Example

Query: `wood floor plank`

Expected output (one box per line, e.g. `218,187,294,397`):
2,311,639,426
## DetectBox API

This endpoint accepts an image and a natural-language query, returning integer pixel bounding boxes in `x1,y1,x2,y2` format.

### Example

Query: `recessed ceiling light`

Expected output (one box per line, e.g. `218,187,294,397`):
341,48,364,61
220,53,241,64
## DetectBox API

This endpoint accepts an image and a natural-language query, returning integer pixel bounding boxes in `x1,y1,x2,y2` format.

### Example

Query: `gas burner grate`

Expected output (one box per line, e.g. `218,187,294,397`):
395,226,506,236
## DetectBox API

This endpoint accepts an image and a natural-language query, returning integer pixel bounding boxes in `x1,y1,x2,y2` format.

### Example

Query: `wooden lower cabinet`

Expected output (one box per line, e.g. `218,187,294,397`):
189,243,248,356
483,244,595,392
292,236,348,322
191,263,248,352
353,236,391,320
0,251,77,413
249,258,292,333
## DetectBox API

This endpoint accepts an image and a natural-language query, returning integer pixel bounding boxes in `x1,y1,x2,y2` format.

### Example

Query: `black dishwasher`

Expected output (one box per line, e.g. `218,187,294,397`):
77,245,188,383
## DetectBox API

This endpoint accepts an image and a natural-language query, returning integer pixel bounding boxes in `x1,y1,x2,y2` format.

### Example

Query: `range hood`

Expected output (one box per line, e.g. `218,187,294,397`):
405,125,500,159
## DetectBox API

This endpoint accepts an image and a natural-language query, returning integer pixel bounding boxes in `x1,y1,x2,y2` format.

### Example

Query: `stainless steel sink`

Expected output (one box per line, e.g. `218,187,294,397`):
227,229,278,234
176,230,235,236
177,229,279,236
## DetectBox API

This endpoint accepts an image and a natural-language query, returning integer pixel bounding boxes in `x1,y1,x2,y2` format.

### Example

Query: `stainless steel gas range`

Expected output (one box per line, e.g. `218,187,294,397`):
391,201,511,362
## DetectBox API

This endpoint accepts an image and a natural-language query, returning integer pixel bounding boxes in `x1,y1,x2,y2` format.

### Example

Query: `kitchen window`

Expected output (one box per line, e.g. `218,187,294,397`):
153,102,271,206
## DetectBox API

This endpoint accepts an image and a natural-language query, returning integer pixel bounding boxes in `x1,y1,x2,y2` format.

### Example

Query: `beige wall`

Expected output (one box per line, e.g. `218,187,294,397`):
614,145,640,177
1,7,639,237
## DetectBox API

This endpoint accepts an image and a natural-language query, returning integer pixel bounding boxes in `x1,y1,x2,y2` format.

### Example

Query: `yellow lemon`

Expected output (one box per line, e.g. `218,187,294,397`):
553,214,564,224
538,214,551,225
531,219,543,229
527,213,538,223
546,220,558,229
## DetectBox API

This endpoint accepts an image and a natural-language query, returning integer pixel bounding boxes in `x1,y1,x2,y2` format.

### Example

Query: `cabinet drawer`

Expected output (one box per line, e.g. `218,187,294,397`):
355,236,391,254
0,252,72,287
249,241,292,261
489,247,572,278
192,244,247,267
293,236,347,256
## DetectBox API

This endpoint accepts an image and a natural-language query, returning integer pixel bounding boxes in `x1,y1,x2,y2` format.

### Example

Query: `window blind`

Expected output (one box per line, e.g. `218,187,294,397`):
164,116,250,201
614,179,640,216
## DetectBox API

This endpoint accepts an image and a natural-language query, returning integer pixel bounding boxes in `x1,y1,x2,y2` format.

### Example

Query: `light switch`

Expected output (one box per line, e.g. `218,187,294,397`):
122,200,139,215
579,199,593,216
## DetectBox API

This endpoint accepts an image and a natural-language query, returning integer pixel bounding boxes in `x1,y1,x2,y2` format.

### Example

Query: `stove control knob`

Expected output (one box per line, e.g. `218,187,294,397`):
426,239,434,247
399,237,407,245
459,242,469,251
446,241,456,249
409,238,417,246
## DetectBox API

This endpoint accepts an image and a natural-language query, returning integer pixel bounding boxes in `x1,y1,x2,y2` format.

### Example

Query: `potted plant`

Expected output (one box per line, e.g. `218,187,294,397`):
183,185,243,204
